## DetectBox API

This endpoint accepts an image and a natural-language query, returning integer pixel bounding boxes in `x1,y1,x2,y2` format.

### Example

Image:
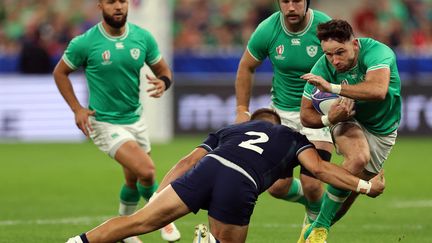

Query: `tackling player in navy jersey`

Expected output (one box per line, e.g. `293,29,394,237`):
67,108,384,243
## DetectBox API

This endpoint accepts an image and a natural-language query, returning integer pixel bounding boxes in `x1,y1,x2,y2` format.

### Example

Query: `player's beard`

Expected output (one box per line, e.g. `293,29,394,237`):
102,11,127,29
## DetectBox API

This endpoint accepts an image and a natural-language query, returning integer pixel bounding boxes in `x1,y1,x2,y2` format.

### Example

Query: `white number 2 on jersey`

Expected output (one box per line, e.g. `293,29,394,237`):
238,131,269,154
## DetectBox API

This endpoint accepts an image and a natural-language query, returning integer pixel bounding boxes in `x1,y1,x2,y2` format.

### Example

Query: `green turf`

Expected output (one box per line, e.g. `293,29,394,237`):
0,136,431,242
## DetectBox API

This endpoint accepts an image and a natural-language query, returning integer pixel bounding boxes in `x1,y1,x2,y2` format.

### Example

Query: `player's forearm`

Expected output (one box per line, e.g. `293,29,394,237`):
235,67,255,110
339,83,386,101
53,74,83,112
317,162,365,193
300,99,326,128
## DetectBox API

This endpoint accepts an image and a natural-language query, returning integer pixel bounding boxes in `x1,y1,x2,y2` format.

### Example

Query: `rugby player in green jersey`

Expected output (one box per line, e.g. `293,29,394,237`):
298,19,401,243
53,0,180,242
235,0,333,226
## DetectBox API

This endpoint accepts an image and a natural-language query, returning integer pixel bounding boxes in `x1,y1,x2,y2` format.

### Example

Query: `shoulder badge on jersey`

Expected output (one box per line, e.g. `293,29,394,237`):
130,48,140,60
306,45,318,57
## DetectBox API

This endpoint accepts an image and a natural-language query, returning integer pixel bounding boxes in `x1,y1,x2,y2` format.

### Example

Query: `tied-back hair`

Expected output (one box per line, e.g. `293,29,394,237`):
317,19,354,43
251,108,282,125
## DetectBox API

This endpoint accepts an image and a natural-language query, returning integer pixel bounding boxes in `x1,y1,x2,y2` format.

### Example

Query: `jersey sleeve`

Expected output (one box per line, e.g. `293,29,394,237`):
62,35,88,70
143,30,162,65
198,132,220,152
363,41,394,72
294,132,315,156
302,55,329,99
246,19,272,61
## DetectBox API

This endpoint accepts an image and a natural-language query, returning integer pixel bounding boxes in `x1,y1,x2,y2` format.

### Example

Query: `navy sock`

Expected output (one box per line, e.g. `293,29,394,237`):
80,233,89,243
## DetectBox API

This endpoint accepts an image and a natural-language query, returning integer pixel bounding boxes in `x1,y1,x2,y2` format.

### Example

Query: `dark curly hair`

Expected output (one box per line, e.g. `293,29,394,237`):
317,19,354,43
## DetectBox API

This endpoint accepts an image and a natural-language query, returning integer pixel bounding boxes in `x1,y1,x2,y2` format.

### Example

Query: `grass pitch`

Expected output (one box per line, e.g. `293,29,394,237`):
0,136,431,242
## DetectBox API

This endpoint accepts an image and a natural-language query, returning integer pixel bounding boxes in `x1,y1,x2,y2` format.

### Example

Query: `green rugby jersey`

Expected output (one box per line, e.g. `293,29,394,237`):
247,10,331,111
63,22,162,124
303,38,402,135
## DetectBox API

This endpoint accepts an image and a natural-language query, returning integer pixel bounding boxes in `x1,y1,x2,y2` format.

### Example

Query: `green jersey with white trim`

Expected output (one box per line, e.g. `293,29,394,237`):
63,22,162,124
247,10,331,111
303,38,402,135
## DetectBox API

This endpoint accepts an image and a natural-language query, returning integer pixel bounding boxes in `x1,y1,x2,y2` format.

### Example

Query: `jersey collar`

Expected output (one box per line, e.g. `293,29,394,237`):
280,9,314,37
97,22,129,41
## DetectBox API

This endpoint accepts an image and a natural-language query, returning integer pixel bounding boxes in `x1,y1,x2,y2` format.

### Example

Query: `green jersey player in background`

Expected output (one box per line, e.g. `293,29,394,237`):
235,0,332,227
298,19,401,243
52,0,180,242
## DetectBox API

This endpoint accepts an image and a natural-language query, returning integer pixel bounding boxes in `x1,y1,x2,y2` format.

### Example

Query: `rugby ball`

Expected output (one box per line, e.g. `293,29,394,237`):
311,88,339,115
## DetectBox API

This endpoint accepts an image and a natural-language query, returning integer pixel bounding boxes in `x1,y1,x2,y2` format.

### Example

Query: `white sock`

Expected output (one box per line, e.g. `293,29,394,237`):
119,202,138,216
66,236,83,243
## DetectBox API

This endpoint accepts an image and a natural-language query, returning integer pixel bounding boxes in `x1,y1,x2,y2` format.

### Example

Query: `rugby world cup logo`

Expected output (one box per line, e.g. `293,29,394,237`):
101,50,112,65
275,45,285,60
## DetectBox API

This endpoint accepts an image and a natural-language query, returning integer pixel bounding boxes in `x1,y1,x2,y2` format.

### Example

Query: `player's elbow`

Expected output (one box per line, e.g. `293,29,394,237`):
311,166,325,180
368,90,387,101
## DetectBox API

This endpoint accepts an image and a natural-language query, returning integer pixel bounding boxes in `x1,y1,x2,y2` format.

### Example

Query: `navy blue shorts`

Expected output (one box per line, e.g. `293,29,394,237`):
171,156,258,226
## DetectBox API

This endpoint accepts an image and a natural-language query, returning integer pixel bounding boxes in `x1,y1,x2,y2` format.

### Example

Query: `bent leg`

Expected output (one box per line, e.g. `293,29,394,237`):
115,141,156,187
310,123,370,231
85,185,190,243
332,169,377,225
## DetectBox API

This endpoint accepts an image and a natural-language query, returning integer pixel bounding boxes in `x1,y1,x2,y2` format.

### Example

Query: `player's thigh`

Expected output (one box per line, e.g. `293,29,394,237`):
170,157,220,214
89,117,136,158
208,215,248,243
332,121,370,173
363,129,397,174
126,115,151,153
209,166,258,226
115,141,155,172
267,177,293,197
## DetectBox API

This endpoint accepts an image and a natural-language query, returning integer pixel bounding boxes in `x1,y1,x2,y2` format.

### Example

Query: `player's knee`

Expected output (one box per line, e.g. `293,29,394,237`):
267,180,291,198
136,166,156,182
344,152,370,174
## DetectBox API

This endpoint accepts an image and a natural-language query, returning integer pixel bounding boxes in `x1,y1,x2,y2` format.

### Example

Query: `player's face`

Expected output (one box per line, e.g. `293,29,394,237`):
322,39,359,72
99,0,129,29
279,0,307,25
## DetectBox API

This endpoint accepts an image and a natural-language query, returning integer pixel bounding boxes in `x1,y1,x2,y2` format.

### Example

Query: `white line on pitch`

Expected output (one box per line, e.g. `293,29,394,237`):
390,199,432,208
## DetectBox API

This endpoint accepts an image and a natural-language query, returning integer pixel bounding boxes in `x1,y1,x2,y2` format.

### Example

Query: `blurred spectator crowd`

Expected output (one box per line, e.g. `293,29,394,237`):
353,0,432,55
0,0,431,73
0,0,99,73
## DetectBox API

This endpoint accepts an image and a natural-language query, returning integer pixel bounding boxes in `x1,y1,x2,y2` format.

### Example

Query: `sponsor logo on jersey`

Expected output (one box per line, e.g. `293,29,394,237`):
130,48,140,60
275,45,285,60
291,38,301,46
306,45,318,57
115,42,125,49
101,50,112,65
341,79,349,85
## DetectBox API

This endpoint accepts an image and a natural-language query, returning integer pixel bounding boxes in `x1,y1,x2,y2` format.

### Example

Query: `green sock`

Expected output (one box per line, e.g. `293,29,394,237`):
306,196,323,223
314,185,351,229
137,181,158,201
282,178,308,206
119,184,140,215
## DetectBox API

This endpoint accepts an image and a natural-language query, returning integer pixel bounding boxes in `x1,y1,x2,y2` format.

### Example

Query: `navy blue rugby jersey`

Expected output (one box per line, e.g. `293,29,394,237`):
199,120,314,194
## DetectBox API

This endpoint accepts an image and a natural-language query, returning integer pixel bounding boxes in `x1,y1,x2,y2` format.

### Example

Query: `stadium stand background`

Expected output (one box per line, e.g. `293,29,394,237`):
1,0,431,139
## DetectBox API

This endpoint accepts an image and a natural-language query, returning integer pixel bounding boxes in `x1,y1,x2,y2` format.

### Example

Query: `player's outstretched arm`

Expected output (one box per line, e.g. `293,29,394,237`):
298,148,385,197
157,147,208,192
